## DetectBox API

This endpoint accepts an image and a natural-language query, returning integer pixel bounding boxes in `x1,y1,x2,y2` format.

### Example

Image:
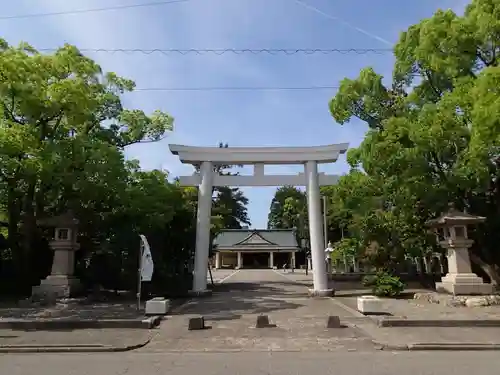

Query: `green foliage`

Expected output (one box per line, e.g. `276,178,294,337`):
212,187,251,230
362,271,405,298
267,186,307,230
325,0,500,282
0,40,250,297
333,237,362,259
267,186,308,247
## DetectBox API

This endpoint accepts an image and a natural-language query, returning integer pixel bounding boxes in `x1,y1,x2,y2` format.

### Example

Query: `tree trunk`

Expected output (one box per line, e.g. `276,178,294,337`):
20,180,37,287
470,253,500,286
6,181,21,266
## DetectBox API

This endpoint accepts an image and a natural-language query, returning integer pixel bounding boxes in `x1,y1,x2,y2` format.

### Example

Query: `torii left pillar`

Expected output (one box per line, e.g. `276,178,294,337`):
191,161,214,295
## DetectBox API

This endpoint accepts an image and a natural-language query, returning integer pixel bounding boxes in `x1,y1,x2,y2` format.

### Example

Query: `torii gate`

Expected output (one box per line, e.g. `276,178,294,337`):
169,143,349,296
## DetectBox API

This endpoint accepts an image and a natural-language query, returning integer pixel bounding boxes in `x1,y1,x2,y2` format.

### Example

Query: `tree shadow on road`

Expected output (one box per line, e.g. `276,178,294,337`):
171,281,308,319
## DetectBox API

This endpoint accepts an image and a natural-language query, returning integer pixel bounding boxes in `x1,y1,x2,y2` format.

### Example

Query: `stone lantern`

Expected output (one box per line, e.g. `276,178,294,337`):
427,203,493,295
324,241,334,274
32,210,82,298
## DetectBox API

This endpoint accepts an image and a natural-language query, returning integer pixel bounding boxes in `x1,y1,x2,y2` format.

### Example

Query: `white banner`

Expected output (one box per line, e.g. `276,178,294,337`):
139,234,154,282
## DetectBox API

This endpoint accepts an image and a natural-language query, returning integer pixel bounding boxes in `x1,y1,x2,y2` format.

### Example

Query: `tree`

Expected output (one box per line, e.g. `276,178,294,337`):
212,187,251,229
327,0,500,280
267,186,307,229
0,40,173,290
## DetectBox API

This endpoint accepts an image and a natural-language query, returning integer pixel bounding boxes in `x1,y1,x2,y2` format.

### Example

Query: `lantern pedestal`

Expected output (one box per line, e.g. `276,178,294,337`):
436,274,494,295
33,275,82,299
436,243,493,296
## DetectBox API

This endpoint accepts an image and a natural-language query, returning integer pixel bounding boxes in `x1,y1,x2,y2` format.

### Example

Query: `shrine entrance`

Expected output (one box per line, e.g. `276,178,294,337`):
243,252,269,268
169,143,349,296
212,229,300,269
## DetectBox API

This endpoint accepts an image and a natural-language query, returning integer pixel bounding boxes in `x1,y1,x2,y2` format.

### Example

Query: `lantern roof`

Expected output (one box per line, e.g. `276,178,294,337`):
37,210,79,227
427,203,485,228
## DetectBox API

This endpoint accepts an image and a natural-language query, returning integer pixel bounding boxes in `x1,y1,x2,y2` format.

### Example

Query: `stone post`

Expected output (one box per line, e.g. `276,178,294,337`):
215,252,221,269
269,251,274,268
32,211,82,299
353,257,360,273
237,251,243,269
290,252,296,269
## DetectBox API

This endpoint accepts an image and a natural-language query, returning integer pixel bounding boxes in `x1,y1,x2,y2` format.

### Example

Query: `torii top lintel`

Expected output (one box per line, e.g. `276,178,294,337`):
168,143,349,165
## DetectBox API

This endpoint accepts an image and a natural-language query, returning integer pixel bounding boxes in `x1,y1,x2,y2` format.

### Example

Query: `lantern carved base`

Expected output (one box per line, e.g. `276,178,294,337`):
436,273,494,296
32,275,83,299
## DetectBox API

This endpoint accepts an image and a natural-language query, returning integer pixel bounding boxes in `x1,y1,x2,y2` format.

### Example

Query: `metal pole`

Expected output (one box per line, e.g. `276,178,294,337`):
137,242,143,311
322,196,328,248
208,261,214,286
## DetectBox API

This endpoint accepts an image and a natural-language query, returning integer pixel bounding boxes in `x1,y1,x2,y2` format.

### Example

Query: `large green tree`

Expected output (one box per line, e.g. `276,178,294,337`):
327,0,500,281
212,187,251,229
0,40,204,294
267,186,307,230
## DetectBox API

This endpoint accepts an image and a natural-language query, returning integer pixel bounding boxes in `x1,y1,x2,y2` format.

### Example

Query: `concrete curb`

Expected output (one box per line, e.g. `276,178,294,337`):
330,297,500,328
0,316,163,330
375,341,500,351
378,318,500,328
0,337,152,353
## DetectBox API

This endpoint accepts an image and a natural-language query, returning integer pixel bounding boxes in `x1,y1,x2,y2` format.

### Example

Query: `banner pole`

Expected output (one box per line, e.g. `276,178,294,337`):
137,242,143,312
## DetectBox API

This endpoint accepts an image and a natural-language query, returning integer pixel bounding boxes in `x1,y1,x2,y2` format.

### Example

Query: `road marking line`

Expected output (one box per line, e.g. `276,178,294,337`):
329,297,366,318
217,269,240,284
169,270,240,315
272,269,305,283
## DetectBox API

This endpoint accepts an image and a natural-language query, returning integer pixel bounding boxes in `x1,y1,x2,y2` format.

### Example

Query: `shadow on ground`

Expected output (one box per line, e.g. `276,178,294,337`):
0,302,143,321
172,281,310,319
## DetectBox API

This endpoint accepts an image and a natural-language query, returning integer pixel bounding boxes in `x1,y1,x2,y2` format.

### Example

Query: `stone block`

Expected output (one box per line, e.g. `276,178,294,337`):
357,295,384,315
255,314,276,328
326,315,342,328
188,316,206,330
145,297,170,315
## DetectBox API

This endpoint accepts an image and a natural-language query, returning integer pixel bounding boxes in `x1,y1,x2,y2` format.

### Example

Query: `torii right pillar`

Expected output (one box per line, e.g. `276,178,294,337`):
305,160,333,297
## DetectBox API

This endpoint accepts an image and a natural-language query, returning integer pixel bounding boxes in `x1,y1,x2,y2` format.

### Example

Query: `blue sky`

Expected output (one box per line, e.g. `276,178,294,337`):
2,0,468,229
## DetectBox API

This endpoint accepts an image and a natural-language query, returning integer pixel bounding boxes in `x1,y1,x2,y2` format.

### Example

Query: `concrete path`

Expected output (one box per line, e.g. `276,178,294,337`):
145,269,374,352
2,351,500,374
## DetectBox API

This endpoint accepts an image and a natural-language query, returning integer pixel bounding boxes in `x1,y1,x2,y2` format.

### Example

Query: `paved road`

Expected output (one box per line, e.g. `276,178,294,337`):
2,270,500,373
145,269,374,352
2,351,500,374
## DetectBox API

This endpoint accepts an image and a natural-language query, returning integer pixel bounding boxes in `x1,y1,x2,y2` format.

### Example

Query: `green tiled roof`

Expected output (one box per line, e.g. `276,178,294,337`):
213,229,299,248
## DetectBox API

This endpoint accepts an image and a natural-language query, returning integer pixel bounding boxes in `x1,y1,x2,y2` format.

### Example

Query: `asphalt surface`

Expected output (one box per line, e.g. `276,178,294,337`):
1,351,499,374
144,269,375,352
3,270,500,372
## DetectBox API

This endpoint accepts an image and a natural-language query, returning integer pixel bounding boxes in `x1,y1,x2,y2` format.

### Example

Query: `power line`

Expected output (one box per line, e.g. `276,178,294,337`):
132,85,340,92
38,48,391,55
293,0,393,47
0,0,191,20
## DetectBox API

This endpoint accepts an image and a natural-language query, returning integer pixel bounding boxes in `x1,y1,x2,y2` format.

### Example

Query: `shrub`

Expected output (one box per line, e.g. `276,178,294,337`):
362,271,405,298
362,274,377,287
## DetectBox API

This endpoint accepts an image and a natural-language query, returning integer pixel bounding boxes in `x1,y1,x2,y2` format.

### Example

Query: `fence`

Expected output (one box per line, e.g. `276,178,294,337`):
328,252,447,281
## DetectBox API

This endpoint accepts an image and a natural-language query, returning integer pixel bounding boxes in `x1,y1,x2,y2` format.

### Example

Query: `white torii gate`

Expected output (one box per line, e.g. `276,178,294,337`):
169,143,349,296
